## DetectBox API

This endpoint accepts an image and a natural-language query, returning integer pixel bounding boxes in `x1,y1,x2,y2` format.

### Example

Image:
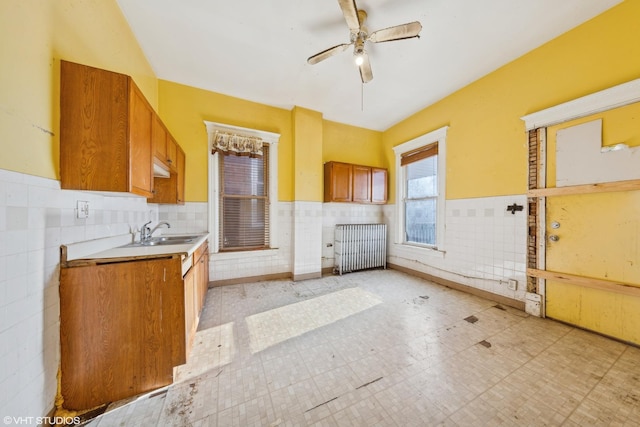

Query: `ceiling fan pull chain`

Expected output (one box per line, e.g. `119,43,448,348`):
361,81,364,111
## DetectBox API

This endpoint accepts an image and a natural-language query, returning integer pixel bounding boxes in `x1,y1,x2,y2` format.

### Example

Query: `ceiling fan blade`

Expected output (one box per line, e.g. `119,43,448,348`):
359,52,373,83
368,21,422,43
307,43,352,65
338,0,361,32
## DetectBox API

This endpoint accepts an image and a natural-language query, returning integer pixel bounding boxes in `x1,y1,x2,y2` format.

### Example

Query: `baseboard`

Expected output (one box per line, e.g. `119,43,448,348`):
293,271,322,281
210,272,292,287
388,263,526,311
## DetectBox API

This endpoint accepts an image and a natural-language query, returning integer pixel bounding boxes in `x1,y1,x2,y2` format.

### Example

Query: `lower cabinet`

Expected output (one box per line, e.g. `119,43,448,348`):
183,241,209,354
59,241,210,410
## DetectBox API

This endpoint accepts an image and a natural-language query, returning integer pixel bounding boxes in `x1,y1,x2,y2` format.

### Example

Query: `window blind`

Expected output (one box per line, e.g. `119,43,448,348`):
400,142,438,166
219,146,269,251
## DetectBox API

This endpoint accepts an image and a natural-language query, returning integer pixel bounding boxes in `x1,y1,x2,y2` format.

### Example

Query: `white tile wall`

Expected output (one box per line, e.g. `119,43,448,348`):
292,201,323,278
0,168,158,418
321,203,385,270
384,194,528,302
208,202,293,282
156,202,208,234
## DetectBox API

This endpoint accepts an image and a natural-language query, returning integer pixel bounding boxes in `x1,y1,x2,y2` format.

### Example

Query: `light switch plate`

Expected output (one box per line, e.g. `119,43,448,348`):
507,279,517,291
77,200,89,219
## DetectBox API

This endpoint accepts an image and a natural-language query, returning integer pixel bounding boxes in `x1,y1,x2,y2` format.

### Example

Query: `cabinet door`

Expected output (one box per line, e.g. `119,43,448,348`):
325,162,352,202
129,84,154,197
167,135,178,171
353,165,372,203
184,267,197,354
152,115,168,163
176,147,186,204
371,168,388,204
60,60,129,192
60,258,183,410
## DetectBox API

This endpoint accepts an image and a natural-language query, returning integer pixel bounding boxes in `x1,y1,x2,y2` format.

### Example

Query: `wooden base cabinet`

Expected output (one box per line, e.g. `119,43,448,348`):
59,257,185,410
59,240,210,410
183,242,209,354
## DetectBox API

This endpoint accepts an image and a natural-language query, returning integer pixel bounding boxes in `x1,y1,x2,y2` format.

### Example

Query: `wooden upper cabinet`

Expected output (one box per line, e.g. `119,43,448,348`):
371,167,388,204
166,135,178,172
352,165,372,203
148,146,185,204
152,115,168,162
324,161,353,202
129,85,154,196
324,161,388,204
176,147,185,204
60,60,154,197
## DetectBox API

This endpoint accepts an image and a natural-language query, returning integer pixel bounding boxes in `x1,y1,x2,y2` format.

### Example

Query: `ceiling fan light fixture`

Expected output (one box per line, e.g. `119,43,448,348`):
354,50,365,66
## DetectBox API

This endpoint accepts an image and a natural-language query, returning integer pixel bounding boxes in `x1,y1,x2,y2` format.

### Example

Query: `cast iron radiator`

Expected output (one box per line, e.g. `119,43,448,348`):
334,224,387,275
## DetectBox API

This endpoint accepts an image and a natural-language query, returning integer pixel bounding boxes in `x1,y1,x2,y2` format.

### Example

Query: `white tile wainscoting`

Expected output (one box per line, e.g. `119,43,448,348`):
384,195,528,302
0,168,160,419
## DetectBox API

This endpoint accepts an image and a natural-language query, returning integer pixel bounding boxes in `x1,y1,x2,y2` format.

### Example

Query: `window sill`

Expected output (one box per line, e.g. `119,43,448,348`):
212,248,280,260
394,242,446,259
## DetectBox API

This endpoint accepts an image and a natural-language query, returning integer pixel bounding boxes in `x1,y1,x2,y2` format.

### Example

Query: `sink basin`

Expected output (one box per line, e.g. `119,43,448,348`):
122,235,202,247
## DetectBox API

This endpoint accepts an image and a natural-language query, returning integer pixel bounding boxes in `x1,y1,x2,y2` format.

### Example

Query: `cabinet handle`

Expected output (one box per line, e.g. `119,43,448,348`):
163,268,166,282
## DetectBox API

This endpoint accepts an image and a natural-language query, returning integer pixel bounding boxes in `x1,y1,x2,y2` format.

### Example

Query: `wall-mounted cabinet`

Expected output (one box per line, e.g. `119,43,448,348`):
148,146,185,204
324,161,387,204
60,60,186,203
60,60,154,197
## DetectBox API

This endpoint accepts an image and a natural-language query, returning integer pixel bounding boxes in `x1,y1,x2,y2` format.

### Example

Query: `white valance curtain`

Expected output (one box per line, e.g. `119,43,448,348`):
211,131,263,157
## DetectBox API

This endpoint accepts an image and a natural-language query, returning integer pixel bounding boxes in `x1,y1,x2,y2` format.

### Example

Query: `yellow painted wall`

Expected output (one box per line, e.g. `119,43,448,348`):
383,0,640,203
158,80,294,202
292,107,324,202
0,0,157,179
323,120,385,168
544,105,640,344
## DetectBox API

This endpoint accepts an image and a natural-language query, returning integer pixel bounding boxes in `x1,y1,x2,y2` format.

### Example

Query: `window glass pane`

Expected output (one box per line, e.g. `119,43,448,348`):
222,198,266,248
222,155,265,196
405,198,436,245
406,155,437,198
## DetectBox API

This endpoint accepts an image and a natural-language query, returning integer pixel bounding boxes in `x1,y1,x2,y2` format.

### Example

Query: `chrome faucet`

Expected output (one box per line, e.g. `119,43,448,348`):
140,221,171,242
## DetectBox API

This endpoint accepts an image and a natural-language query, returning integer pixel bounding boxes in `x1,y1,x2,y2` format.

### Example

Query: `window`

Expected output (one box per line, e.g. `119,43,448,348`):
403,143,438,245
393,126,447,251
219,147,269,250
205,121,280,254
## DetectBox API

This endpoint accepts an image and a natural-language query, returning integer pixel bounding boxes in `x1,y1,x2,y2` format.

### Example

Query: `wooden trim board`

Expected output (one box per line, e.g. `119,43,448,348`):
528,179,640,197
527,268,640,298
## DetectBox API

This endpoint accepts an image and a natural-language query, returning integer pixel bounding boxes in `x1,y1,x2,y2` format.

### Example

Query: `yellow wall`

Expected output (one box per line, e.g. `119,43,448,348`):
544,105,640,344
323,120,385,168
292,107,324,202
383,0,640,203
158,80,294,202
0,0,157,179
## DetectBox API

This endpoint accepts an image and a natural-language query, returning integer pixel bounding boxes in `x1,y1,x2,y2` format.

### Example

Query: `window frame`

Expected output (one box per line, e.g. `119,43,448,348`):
393,126,448,253
205,122,279,254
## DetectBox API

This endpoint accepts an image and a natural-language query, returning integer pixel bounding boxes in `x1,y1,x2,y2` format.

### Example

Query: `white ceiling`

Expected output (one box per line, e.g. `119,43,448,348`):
116,0,621,131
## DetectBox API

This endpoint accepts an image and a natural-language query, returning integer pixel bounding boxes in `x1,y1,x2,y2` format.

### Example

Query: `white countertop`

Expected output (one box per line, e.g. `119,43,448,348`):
62,233,210,265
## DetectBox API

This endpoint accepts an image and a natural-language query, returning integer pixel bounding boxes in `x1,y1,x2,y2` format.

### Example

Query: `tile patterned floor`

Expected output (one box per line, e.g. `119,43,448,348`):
87,269,640,426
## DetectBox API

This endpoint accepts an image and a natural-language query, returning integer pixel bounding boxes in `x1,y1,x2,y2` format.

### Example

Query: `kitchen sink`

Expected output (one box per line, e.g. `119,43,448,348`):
122,235,202,247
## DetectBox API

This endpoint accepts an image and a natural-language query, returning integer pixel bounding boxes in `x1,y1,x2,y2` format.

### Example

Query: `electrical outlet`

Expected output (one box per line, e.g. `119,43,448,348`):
507,279,518,291
76,200,90,219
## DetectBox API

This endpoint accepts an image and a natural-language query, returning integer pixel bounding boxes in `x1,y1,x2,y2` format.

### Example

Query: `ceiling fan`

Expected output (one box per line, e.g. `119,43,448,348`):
307,0,422,83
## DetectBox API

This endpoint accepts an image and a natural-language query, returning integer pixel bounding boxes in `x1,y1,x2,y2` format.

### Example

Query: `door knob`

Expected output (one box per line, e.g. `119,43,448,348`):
549,235,559,242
